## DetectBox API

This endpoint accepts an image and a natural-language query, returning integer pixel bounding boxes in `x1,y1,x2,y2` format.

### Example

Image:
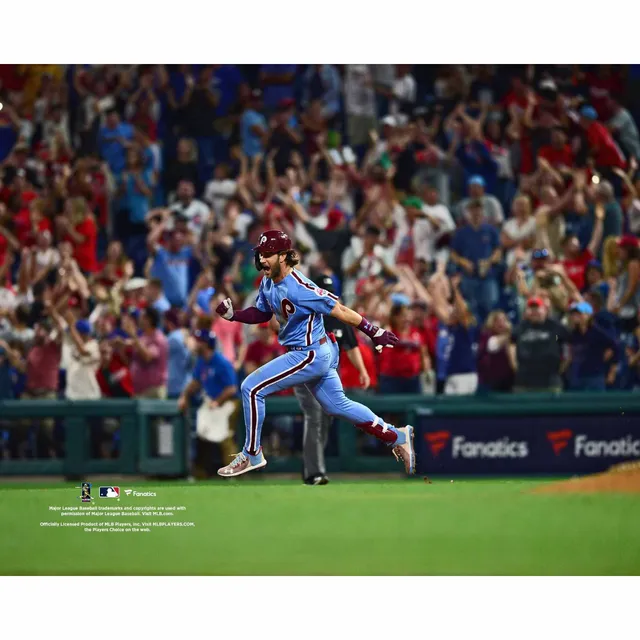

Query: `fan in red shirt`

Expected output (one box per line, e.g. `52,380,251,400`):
96,341,134,398
585,65,624,120
57,196,98,273
579,106,626,170
13,197,53,247
503,76,536,175
538,128,574,172
0,166,39,207
337,332,377,390
559,206,605,291
95,240,133,288
409,300,438,361
377,304,430,394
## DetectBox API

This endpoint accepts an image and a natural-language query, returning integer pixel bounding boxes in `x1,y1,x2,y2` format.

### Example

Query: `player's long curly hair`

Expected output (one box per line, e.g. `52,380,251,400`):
283,250,300,268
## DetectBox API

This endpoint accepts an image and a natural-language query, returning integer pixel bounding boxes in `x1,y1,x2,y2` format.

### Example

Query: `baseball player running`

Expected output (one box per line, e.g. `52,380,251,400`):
214,229,415,478
293,271,370,485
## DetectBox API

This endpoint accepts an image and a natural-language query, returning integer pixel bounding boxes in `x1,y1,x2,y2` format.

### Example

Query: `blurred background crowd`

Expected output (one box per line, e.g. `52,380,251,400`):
1,63,640,462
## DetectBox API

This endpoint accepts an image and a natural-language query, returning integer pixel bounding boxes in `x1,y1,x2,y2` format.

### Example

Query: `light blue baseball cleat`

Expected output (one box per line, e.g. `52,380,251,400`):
218,448,268,478
392,425,416,475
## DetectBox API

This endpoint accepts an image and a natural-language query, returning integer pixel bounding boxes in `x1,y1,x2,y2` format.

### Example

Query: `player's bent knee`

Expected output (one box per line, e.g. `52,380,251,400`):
241,377,254,398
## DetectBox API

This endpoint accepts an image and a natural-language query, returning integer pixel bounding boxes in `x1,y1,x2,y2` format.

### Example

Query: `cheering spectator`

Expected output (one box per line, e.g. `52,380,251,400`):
182,66,219,184
0,304,34,350
51,308,100,400
98,108,134,175
500,195,536,266
566,301,618,391
241,89,268,159
390,65,417,124
177,329,238,477
456,175,504,226
538,127,574,174
559,203,605,291
301,65,342,122
147,213,195,308
163,138,199,197
344,65,377,156
244,322,284,374
118,147,154,223
606,98,640,163
146,278,171,314
211,292,247,371
511,296,570,393
609,235,640,334
22,318,62,457
578,105,626,175
378,303,431,394
168,179,211,239
450,199,502,323
96,340,133,398
477,310,516,393
204,163,237,218
450,112,499,198
56,196,98,274
581,181,623,258
341,226,396,306
417,184,456,268
430,274,479,395
165,308,192,400
121,307,168,399
0,337,24,400
260,65,297,112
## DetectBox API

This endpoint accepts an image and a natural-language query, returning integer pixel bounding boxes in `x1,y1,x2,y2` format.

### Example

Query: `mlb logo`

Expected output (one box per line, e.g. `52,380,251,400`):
99,486,120,498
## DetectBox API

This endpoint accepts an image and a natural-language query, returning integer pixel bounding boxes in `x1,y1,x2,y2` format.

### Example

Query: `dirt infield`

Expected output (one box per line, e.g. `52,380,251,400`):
535,461,640,495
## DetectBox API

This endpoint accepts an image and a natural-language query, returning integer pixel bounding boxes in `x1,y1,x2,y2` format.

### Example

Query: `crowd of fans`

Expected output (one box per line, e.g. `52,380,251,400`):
1,64,640,461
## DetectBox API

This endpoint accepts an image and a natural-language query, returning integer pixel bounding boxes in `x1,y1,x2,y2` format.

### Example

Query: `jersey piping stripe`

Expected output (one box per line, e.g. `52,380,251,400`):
291,270,339,301
248,350,316,454
305,313,315,346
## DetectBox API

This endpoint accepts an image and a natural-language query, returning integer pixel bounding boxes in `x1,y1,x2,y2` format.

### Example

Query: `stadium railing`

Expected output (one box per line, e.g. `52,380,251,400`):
1,393,639,477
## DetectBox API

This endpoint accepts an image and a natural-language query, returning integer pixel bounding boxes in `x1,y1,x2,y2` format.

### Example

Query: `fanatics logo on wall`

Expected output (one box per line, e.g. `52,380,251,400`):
425,431,451,457
547,429,574,455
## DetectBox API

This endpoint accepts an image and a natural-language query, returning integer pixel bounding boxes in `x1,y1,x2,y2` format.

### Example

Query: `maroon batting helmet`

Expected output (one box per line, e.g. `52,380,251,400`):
252,229,292,254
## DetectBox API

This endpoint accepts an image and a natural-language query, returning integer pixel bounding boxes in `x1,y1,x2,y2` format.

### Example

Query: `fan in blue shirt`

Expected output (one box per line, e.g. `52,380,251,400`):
430,274,479,395
450,201,502,323
567,301,619,391
98,110,134,175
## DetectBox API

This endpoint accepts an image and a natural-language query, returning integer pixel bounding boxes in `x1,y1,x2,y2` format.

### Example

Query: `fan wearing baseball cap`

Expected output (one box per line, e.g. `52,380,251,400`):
579,104,626,170
178,330,239,478
567,301,619,391
511,296,572,392
457,175,504,226
49,307,101,401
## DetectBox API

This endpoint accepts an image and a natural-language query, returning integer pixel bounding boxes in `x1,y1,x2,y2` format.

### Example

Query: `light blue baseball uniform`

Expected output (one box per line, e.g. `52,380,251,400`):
241,269,403,456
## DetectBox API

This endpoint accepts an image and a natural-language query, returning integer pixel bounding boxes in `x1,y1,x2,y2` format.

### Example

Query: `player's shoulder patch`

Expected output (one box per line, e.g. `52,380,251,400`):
291,270,339,301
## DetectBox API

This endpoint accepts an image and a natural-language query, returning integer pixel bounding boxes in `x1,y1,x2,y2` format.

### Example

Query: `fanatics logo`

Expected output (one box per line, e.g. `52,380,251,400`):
546,429,573,455
425,431,451,457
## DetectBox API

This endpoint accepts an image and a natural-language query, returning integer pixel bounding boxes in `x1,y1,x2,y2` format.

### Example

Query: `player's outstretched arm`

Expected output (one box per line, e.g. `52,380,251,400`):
215,298,273,324
330,302,398,351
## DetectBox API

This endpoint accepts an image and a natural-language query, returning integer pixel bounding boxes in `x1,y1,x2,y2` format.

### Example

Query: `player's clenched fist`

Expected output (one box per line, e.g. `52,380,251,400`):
215,297,234,320
371,327,399,352
357,317,399,352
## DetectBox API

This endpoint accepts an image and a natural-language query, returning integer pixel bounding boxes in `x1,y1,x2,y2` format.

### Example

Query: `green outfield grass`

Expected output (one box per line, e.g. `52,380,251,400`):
1,477,639,575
